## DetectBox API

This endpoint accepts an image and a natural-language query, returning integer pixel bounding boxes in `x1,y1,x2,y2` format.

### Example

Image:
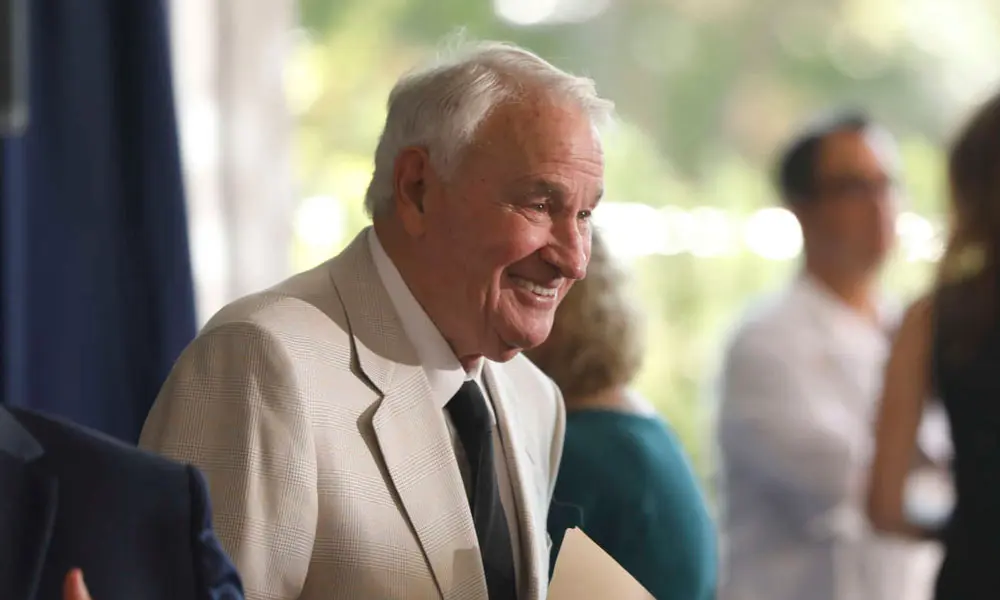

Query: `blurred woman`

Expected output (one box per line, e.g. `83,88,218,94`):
868,90,1000,598
525,231,717,600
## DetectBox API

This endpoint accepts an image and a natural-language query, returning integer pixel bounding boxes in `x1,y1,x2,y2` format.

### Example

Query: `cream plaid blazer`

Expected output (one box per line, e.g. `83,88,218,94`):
139,229,566,600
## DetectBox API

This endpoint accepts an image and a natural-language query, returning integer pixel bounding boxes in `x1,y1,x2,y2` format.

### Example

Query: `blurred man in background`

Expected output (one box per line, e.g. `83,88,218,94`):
715,110,941,600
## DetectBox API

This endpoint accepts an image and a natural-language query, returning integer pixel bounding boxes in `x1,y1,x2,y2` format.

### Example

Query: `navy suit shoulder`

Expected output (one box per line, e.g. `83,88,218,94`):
13,404,191,480
6,407,242,600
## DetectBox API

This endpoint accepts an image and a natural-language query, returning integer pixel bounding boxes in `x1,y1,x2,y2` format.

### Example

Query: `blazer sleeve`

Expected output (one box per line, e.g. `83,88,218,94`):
187,465,246,600
718,332,860,529
140,321,318,600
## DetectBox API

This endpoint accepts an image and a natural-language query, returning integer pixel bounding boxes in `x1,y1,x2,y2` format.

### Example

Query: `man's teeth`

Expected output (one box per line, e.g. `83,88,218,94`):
511,276,558,297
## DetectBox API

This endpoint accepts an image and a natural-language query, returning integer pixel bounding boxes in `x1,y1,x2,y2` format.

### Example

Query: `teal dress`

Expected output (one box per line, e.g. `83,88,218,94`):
547,410,717,600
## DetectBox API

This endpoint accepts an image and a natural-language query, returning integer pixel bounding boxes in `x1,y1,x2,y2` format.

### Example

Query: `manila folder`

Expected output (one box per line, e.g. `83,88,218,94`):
548,527,655,600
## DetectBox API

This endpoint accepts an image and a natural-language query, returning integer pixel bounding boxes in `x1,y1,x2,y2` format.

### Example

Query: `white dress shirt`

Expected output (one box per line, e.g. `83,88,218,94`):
368,229,523,586
715,275,941,600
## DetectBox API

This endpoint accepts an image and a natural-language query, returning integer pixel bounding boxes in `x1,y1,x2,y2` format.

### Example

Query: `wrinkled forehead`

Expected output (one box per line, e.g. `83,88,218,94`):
818,126,899,179
466,97,604,167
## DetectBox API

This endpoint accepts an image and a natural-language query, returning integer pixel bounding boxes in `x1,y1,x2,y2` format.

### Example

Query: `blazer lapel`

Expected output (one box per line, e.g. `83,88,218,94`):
0,408,58,600
328,230,486,600
483,363,546,600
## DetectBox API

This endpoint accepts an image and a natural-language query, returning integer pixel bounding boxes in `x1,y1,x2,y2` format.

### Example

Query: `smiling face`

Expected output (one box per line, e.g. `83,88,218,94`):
391,93,605,364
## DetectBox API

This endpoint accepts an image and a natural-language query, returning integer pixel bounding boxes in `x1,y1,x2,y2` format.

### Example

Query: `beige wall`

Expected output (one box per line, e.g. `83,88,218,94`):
171,0,297,324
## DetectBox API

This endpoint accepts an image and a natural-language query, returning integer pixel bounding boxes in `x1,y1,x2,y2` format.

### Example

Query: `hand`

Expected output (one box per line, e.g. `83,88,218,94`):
63,569,92,600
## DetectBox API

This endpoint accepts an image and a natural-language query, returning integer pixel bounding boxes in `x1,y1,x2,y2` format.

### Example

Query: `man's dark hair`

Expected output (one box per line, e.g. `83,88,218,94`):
775,109,872,206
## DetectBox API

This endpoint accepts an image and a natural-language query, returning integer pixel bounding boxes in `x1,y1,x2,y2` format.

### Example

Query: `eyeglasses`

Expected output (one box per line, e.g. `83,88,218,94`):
814,175,899,202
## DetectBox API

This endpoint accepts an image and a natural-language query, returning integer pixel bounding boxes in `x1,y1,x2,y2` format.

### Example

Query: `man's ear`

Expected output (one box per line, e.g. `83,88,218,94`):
393,146,430,237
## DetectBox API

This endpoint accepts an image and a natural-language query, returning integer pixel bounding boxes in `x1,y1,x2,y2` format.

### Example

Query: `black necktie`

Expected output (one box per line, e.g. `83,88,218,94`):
446,381,518,600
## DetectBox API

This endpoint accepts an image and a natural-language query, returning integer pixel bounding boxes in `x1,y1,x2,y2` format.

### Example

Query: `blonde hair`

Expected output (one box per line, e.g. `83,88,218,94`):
934,89,1000,366
525,231,645,401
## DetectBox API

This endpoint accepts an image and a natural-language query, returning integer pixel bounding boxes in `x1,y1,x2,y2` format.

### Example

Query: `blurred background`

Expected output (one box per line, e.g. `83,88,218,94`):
171,0,1000,481
1,0,995,490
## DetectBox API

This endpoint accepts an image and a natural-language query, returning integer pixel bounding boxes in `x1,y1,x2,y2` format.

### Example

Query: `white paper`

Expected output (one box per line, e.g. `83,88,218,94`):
548,527,655,600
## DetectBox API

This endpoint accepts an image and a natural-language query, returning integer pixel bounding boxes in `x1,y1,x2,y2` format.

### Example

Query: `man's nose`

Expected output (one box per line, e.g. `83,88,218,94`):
541,224,588,280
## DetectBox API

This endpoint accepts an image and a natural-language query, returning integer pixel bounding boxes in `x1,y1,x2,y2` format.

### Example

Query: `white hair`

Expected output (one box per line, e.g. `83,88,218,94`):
363,40,615,217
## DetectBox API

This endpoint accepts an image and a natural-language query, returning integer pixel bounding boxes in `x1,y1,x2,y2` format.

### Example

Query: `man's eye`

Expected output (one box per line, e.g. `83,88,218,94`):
578,210,592,221
531,203,548,212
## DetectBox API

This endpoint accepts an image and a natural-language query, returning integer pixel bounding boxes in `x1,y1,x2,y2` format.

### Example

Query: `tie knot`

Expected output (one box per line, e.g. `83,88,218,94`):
446,380,492,437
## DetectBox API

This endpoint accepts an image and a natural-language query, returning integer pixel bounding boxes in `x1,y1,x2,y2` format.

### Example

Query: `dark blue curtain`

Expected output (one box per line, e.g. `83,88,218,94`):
1,0,196,442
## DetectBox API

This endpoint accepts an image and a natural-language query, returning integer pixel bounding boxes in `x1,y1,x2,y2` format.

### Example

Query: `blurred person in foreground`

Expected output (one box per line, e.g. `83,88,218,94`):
525,231,717,600
715,109,940,600
139,39,613,600
868,90,1000,599
0,404,243,600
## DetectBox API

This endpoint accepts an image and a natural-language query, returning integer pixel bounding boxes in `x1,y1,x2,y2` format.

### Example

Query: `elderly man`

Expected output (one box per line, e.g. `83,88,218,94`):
139,40,612,600
715,110,941,600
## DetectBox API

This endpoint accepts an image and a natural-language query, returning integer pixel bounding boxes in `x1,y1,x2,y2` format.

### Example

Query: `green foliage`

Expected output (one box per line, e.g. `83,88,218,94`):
291,0,997,488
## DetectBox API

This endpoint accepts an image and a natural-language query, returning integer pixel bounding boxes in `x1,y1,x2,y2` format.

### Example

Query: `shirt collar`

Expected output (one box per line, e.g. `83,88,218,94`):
795,273,899,340
367,228,482,408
